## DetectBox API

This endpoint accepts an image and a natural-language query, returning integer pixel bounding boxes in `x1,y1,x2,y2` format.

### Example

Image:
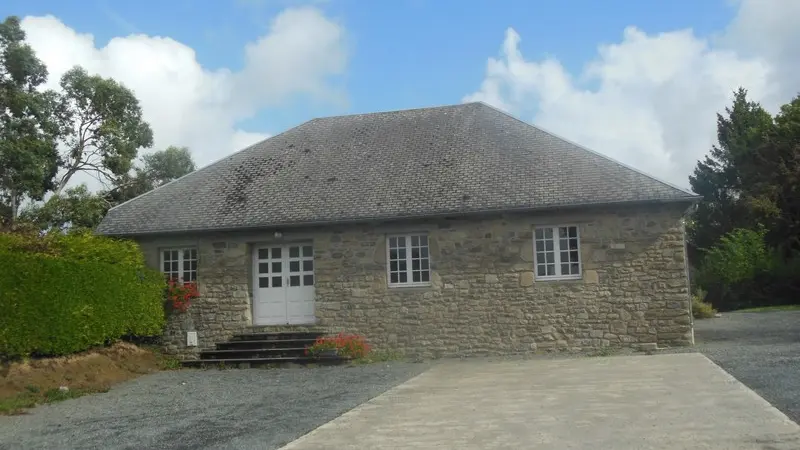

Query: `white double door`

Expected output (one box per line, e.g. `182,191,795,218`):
253,243,315,325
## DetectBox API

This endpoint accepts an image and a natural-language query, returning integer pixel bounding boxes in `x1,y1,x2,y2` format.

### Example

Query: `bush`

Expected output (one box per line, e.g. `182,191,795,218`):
692,289,717,319
0,231,165,358
698,227,773,287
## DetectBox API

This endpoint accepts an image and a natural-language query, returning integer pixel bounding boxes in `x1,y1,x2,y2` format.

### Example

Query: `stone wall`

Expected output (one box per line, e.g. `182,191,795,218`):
137,202,693,359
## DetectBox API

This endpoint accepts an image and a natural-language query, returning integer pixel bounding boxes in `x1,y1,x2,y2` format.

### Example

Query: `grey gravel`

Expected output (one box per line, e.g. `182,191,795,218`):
0,362,429,450
694,310,800,423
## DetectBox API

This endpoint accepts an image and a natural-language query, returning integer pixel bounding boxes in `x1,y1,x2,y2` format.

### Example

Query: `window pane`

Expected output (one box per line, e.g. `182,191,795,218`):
398,248,406,259
544,228,553,239
561,263,569,274
421,247,429,258
390,249,398,260
420,235,428,246
560,251,569,262
183,249,192,259
413,271,421,282
272,276,282,287
399,272,407,283
272,247,282,259
412,259,420,270
411,236,419,246
546,264,555,276
290,261,300,272
537,265,546,276
259,263,269,274
190,260,197,271
545,240,554,251
569,227,577,238
398,260,407,271
535,229,544,240
536,252,545,263
421,259,429,270
171,262,178,272
259,277,269,288
535,241,544,251
258,248,269,259
412,248,420,258
546,253,554,264
571,263,580,274
397,236,405,246
570,251,579,262
163,262,170,272
303,260,313,271
303,275,314,286
559,227,568,238
272,262,282,273
302,246,313,257
290,275,300,286
289,246,299,258
390,273,398,283
184,259,191,271
171,250,179,260
421,271,430,282
390,261,398,272
559,239,568,250
190,249,197,259
185,271,196,282
388,237,397,248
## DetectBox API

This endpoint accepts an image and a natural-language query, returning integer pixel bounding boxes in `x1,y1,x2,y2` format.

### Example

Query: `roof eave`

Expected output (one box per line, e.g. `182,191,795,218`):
97,196,700,238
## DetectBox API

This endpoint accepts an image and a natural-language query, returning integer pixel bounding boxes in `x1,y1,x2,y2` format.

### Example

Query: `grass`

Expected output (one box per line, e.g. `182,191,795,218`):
736,305,800,313
0,386,108,415
350,349,405,365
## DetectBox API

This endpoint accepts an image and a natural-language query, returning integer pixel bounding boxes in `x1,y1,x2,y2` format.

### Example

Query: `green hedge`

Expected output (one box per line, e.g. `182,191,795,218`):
0,232,165,358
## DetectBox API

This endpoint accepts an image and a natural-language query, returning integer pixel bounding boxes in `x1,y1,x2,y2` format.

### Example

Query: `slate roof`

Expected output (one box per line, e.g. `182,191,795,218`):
96,102,698,236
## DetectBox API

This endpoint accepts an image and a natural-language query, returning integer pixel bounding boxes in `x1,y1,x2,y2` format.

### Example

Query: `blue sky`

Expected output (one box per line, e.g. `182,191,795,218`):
3,0,796,187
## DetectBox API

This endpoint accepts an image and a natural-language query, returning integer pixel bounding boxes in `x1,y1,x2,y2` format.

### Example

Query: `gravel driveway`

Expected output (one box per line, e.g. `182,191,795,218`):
0,362,428,450
695,310,800,423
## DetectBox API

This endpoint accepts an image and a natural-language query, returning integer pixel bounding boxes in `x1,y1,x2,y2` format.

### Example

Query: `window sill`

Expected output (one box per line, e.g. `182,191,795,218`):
535,276,583,282
388,283,432,289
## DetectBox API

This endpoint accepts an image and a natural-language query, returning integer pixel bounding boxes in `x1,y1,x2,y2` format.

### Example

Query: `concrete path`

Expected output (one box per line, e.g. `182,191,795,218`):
281,353,800,450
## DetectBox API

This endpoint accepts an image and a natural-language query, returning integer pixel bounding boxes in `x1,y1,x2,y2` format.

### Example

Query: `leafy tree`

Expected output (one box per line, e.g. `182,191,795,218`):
106,145,196,205
19,184,108,230
53,66,153,194
0,16,60,226
687,88,774,257
23,146,197,230
742,95,800,255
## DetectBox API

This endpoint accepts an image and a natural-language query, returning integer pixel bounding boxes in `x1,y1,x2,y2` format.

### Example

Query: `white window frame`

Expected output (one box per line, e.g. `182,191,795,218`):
386,234,431,287
533,225,582,281
160,247,198,282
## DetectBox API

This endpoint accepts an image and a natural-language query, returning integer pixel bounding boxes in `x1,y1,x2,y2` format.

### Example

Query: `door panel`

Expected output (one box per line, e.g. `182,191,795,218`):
253,246,288,325
285,244,315,324
253,243,315,326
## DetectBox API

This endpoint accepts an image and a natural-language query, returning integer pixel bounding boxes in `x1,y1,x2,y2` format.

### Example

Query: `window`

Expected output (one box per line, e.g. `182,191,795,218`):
534,226,581,280
387,234,430,286
161,248,198,282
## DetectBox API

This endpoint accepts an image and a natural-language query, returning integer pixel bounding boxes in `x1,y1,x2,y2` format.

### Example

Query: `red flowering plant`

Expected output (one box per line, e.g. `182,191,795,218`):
165,278,199,312
305,333,371,359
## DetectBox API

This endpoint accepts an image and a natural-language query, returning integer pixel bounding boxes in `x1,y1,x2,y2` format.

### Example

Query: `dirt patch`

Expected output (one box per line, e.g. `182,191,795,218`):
0,342,166,400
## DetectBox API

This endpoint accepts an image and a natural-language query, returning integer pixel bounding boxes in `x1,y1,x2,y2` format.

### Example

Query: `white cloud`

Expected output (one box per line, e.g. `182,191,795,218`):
464,0,800,189
20,7,346,189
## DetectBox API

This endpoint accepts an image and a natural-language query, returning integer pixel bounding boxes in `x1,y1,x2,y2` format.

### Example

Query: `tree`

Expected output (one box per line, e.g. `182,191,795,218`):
53,66,153,194
687,88,774,257
742,95,800,255
0,16,60,226
106,146,196,205
19,184,108,230
22,146,197,230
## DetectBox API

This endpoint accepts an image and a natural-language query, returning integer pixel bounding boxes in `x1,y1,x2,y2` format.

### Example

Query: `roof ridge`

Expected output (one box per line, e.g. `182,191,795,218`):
105,119,316,213
311,102,478,121
474,101,698,197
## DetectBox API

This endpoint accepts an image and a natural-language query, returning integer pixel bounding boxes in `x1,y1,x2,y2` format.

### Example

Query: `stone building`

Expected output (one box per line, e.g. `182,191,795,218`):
97,102,698,360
